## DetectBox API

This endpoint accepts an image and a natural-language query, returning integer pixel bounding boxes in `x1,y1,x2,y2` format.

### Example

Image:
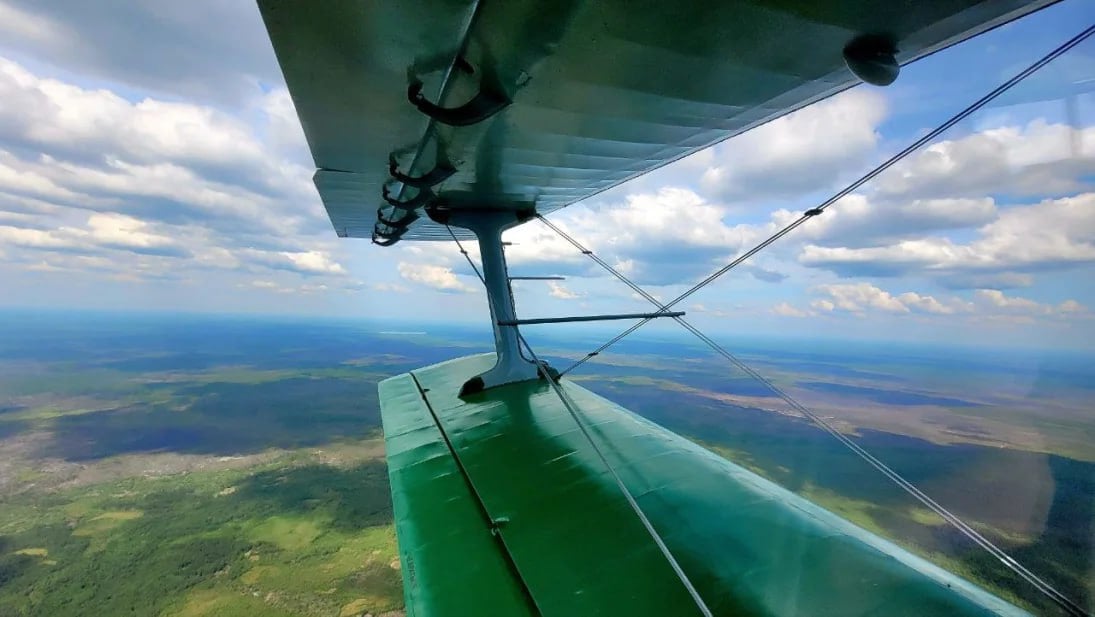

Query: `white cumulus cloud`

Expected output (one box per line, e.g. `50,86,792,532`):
397,263,475,294
772,302,809,318
876,120,1095,200
548,282,581,299
279,251,345,276
974,289,1085,316
800,193,1095,281
700,88,887,203
812,283,911,314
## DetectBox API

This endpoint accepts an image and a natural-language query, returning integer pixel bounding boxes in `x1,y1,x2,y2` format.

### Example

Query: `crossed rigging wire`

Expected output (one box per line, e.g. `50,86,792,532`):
444,24,1094,617
557,23,1095,382
445,224,715,617
537,217,1089,617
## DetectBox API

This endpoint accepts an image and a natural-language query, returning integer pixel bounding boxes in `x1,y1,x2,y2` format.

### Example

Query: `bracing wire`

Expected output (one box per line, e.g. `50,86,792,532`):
539,214,1091,617
556,23,1095,378
440,24,1095,616
445,224,714,617
446,224,485,283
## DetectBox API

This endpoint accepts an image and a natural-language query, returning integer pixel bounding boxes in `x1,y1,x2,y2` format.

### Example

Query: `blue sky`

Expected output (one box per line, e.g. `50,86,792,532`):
0,1,1092,348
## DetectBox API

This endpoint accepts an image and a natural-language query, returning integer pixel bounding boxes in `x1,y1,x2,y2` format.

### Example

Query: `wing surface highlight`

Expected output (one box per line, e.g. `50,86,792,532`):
379,371,536,616
380,354,1031,617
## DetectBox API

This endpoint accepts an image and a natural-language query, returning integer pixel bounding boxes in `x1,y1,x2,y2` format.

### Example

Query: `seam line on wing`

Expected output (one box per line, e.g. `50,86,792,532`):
409,371,543,617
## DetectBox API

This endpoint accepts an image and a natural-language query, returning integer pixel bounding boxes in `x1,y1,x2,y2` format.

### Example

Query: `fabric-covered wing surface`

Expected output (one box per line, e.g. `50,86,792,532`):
380,355,1029,616
259,0,1055,243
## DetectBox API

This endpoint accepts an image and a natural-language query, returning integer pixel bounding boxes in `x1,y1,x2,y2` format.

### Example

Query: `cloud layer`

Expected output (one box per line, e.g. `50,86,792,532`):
0,1,1091,343
0,55,354,292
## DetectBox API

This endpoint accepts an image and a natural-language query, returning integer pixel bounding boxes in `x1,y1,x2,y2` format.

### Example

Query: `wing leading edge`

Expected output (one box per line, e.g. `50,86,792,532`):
380,354,1029,617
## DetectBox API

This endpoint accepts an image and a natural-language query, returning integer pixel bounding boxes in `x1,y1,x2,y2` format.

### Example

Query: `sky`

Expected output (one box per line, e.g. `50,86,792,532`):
0,1,1093,349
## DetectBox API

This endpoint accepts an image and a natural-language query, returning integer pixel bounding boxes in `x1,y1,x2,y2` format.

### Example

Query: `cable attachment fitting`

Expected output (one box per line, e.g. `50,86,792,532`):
537,362,560,382
843,34,900,87
407,66,511,126
372,225,409,246
377,208,420,229
803,207,824,217
382,184,435,210
388,152,456,188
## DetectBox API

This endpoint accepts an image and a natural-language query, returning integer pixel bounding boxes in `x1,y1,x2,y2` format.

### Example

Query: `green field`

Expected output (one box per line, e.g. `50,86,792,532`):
0,315,1091,616
0,318,414,617
0,441,401,617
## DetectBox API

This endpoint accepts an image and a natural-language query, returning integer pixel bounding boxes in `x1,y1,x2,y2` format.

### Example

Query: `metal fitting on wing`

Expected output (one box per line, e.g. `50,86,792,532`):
843,34,899,87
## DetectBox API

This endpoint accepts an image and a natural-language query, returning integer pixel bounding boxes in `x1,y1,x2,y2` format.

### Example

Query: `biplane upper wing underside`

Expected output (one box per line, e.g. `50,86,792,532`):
258,0,1056,243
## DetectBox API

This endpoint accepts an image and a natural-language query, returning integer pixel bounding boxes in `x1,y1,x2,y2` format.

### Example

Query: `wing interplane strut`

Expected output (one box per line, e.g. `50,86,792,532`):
447,225,716,617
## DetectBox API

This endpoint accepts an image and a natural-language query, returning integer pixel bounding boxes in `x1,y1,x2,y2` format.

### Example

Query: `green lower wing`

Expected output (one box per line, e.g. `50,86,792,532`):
379,354,1029,617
